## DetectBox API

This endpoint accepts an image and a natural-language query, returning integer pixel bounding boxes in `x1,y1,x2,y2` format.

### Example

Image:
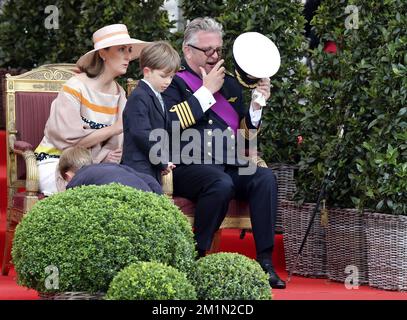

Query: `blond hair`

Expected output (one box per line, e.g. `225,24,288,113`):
139,41,180,74
58,146,92,179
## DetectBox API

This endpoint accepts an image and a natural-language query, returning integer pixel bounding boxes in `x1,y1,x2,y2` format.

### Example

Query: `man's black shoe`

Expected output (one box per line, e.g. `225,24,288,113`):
258,260,286,289
197,249,206,259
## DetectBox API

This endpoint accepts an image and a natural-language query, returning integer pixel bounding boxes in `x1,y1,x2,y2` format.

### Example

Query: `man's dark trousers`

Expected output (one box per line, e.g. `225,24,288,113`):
172,164,278,253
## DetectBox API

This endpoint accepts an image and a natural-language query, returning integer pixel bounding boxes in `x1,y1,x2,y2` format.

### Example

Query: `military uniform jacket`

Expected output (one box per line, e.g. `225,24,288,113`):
162,61,260,166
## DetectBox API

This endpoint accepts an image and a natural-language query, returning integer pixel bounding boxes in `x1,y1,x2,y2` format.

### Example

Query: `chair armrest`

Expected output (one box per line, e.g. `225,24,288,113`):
246,155,268,168
161,170,173,198
9,135,39,195
256,156,268,168
13,140,34,152
245,148,268,168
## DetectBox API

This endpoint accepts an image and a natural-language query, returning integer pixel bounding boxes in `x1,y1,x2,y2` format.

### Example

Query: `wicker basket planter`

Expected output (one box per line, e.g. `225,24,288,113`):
280,200,327,278
39,291,105,300
365,212,407,291
326,208,368,285
269,164,298,233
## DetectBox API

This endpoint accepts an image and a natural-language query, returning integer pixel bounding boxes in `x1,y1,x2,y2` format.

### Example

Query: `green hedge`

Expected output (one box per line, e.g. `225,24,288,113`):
192,253,271,300
12,184,196,293
296,0,407,214
106,262,197,300
180,0,225,20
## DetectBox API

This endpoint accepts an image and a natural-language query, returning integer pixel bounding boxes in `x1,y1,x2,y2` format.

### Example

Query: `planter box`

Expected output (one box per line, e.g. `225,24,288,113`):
326,208,369,285
281,200,327,278
365,212,407,291
39,291,105,300
269,164,297,233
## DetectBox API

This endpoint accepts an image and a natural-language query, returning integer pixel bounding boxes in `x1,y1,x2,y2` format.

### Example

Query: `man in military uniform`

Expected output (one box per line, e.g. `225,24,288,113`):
162,17,285,289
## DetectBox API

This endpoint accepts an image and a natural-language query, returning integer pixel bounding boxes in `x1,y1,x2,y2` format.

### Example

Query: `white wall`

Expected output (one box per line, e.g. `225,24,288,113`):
163,0,183,32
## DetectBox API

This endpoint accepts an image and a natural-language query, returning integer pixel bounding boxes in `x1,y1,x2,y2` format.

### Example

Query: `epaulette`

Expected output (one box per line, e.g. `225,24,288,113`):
225,69,235,77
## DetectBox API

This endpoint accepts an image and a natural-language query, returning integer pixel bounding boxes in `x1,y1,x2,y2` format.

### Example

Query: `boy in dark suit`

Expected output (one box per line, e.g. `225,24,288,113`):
122,41,180,183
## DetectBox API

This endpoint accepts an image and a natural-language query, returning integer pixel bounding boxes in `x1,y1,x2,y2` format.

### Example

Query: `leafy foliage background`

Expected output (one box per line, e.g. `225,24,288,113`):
0,0,173,80
295,0,406,214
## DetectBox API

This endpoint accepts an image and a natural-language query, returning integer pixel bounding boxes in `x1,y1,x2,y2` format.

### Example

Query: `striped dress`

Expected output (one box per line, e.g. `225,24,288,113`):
35,76,126,195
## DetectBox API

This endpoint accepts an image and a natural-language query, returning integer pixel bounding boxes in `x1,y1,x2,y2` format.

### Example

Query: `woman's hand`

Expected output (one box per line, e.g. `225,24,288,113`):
78,117,123,149
104,148,122,163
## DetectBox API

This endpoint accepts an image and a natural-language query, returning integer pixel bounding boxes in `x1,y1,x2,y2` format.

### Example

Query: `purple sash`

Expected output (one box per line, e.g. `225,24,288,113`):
177,71,239,134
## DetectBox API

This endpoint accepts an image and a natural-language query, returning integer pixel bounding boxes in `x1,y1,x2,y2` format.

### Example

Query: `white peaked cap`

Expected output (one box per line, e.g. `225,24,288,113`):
233,32,281,78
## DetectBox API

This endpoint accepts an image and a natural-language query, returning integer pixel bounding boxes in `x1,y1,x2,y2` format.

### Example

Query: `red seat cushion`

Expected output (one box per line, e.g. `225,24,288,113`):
15,92,57,180
11,192,45,211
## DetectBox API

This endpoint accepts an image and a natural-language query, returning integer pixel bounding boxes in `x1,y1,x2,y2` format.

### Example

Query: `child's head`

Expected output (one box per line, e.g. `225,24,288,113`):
140,41,180,92
59,146,92,182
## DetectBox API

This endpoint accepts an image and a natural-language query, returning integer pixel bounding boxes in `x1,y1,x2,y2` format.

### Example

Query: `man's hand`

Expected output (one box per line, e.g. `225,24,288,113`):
200,59,225,94
255,78,271,101
104,148,122,163
251,78,271,110
161,162,176,175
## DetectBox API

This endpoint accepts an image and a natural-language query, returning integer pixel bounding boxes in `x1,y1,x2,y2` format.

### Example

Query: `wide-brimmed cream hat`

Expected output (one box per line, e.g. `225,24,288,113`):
76,24,149,67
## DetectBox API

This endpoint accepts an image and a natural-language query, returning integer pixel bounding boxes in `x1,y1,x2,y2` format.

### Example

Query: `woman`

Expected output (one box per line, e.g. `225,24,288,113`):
35,24,149,195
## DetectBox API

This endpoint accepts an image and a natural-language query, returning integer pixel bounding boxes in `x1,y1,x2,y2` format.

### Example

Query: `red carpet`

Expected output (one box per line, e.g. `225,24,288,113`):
1,130,7,269
0,130,37,299
1,130,406,300
218,229,407,300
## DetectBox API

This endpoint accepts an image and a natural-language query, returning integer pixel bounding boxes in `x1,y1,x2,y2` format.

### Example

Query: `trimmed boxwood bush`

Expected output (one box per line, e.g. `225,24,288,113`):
192,253,271,300
12,184,196,293
105,262,197,300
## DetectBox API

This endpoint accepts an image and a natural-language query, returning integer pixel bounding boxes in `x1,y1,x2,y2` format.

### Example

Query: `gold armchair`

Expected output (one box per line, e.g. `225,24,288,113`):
2,64,76,275
126,78,139,97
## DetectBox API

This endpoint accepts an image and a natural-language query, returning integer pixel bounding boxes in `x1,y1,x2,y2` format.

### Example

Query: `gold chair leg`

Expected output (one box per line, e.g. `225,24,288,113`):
1,219,16,276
